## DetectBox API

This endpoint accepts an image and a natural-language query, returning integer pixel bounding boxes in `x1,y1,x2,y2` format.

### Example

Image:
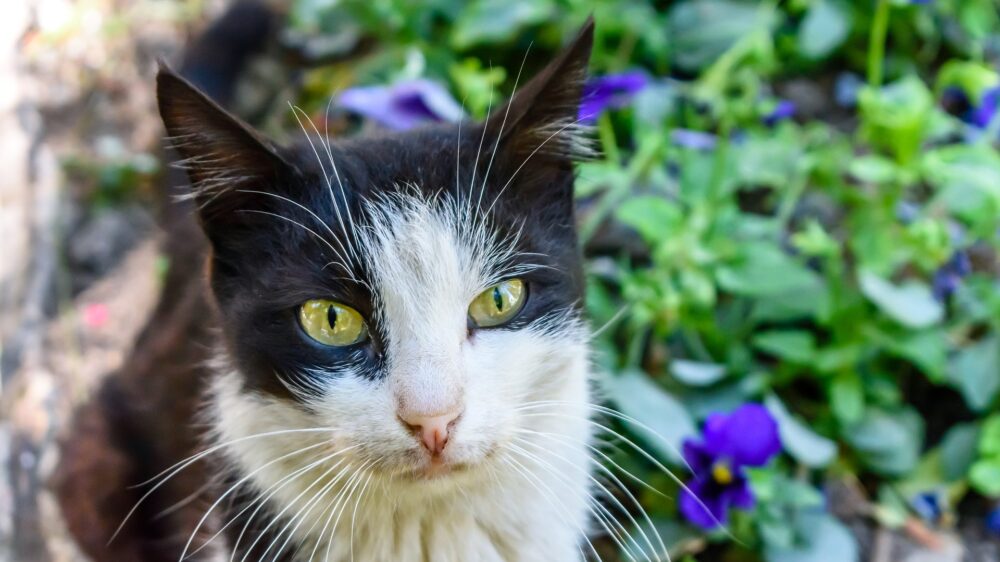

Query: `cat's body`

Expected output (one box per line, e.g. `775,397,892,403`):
56,4,607,561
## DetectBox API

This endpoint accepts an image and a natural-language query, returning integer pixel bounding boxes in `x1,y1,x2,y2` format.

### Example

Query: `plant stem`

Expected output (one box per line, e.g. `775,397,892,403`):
867,0,891,87
598,113,620,164
624,325,647,369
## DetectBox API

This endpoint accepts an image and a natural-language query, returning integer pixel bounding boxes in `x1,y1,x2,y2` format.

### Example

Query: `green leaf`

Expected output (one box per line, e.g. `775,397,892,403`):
778,479,825,509
859,77,934,164
882,329,947,382
753,330,816,364
751,284,831,322
614,196,683,245
450,0,554,49
680,373,767,420
796,0,850,60
671,360,727,386
758,509,797,550
814,345,861,374
831,372,864,426
718,243,823,298
858,270,943,329
733,136,801,189
873,485,909,528
576,161,629,198
939,422,981,482
668,0,776,71
848,155,899,184
846,408,924,476
923,144,1000,208
980,415,1000,457
947,335,1000,412
765,395,837,468
969,459,1000,497
765,511,859,562
603,369,696,465
622,517,697,561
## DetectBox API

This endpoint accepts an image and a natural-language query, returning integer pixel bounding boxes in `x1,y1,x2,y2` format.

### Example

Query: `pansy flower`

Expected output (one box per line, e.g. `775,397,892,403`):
932,250,971,302
578,71,649,123
987,504,1000,537
679,404,782,530
338,79,464,131
763,99,796,126
942,85,1000,131
967,86,1000,129
910,490,945,523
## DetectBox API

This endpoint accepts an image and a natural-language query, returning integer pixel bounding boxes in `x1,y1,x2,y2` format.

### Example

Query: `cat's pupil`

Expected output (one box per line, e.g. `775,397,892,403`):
327,305,338,328
493,287,504,312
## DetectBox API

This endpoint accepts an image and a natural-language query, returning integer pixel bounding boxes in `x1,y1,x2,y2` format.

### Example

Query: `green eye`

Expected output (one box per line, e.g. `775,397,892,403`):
468,279,526,328
299,299,368,346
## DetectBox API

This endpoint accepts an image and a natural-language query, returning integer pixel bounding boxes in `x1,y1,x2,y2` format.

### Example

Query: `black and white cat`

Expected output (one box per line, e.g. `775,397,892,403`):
152,16,606,561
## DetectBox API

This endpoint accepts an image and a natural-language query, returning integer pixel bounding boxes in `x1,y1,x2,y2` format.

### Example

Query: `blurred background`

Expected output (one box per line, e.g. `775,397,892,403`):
1,0,999,560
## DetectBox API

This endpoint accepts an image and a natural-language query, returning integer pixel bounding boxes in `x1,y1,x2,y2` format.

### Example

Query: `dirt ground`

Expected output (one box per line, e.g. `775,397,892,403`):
0,1,217,559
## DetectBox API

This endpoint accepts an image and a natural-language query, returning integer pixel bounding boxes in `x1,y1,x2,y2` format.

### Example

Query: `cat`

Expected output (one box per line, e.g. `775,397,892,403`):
56,5,658,561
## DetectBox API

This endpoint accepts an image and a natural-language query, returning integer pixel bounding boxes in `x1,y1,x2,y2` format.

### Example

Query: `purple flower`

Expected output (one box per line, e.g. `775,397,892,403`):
943,85,1000,130
932,250,972,302
578,71,649,123
679,404,782,530
967,86,1000,129
910,490,945,523
670,129,718,151
987,505,1000,537
763,100,796,126
338,79,464,131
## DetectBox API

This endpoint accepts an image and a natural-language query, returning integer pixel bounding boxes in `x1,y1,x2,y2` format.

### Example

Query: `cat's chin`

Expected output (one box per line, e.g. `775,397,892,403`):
409,463,464,480
390,456,483,484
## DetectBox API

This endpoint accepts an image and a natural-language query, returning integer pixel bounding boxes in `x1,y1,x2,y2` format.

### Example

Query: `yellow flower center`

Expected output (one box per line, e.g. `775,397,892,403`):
712,461,734,485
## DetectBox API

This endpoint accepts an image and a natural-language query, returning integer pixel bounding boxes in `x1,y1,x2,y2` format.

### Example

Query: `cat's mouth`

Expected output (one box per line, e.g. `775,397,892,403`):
397,458,475,481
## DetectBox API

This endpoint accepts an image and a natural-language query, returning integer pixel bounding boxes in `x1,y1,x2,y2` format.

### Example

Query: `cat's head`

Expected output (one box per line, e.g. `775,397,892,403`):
158,21,594,486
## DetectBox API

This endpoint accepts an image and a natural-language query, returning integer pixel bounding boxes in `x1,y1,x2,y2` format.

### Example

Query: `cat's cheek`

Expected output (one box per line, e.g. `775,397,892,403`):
460,323,591,449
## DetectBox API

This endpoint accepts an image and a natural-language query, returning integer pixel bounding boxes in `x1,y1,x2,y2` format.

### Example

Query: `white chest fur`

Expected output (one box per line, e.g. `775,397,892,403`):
209,362,595,562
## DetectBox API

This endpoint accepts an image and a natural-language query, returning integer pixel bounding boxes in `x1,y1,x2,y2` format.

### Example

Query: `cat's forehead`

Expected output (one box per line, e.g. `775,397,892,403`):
314,124,482,200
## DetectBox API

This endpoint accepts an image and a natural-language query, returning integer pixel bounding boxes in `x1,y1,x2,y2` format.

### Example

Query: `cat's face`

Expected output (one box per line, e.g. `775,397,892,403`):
158,24,594,487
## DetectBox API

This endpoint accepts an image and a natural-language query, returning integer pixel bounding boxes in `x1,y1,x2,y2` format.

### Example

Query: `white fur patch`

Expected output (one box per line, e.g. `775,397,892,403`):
208,192,597,561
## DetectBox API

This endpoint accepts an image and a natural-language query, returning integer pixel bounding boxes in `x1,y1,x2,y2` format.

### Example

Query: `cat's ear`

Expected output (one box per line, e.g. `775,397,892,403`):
156,64,297,222
485,18,595,166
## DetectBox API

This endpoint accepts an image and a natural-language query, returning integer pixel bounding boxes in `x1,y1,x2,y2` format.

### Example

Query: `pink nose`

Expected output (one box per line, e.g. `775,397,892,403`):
398,410,462,456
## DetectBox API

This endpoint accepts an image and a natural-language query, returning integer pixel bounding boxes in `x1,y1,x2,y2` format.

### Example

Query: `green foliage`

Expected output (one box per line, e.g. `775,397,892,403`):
971,415,1000,496
288,0,1000,558
62,137,159,206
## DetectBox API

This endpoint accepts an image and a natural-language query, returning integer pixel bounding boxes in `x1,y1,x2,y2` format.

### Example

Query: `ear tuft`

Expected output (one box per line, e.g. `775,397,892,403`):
486,17,596,163
156,65,293,216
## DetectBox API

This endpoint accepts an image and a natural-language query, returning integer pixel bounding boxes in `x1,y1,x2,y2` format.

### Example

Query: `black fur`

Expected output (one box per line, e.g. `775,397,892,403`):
156,19,595,404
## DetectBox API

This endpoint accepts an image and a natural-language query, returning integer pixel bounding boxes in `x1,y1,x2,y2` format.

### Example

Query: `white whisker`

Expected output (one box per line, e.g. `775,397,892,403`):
513,435,668,561
506,441,647,562
234,189,354,276
178,442,338,560
111,428,335,545
475,45,531,223
291,103,360,265
228,451,353,561
233,210,351,272
484,114,593,219
499,453,604,562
